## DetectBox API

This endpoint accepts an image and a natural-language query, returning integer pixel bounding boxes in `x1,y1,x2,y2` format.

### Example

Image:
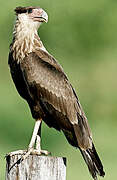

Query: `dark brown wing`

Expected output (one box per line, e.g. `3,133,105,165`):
19,49,92,150
9,49,105,178
8,50,33,102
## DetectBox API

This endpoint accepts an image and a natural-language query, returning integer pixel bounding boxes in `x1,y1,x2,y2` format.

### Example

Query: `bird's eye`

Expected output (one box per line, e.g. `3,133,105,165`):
27,8,32,14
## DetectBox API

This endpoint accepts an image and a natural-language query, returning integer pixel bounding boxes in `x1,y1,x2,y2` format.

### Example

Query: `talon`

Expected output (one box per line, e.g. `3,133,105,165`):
6,120,51,165
30,149,51,156
6,150,26,157
40,150,51,155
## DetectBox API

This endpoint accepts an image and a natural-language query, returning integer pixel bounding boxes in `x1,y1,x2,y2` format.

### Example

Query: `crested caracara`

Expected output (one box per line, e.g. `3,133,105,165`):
8,6,105,180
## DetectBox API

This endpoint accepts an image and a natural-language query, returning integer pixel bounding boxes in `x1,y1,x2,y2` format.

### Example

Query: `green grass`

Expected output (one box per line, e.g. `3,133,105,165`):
0,0,117,179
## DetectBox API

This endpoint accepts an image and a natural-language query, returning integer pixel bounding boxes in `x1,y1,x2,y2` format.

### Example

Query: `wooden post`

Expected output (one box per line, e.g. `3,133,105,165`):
6,155,66,180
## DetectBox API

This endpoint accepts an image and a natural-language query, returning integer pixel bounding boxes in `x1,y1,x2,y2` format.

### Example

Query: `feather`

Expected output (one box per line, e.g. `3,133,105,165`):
80,144,105,179
8,8,105,178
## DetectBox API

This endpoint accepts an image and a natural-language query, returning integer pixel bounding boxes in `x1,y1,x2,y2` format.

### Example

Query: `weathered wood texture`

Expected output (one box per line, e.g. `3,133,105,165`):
6,155,66,180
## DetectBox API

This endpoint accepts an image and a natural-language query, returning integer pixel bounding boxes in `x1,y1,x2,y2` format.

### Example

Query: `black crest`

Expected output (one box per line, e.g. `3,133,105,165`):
14,6,37,14
15,7,28,14
14,6,41,14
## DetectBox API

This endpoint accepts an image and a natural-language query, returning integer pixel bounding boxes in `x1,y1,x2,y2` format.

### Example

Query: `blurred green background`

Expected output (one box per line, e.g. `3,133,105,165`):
0,0,117,179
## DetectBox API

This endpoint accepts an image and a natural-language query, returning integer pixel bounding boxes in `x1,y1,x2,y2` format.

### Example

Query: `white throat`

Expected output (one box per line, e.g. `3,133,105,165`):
12,14,45,62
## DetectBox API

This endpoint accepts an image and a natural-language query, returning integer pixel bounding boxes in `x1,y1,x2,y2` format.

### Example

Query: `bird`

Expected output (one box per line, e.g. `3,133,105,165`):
8,6,105,180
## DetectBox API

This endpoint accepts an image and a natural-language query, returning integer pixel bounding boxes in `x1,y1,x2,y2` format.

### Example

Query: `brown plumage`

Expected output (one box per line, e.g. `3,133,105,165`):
8,6,105,179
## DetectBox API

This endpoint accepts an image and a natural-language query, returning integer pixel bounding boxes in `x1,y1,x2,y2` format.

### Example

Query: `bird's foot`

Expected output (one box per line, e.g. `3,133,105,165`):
7,148,50,159
6,148,51,172
31,149,51,156
18,148,50,163
6,150,26,157
6,148,51,171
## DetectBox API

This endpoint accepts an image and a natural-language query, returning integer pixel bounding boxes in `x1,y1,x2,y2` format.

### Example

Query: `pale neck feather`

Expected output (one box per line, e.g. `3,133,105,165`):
12,14,46,62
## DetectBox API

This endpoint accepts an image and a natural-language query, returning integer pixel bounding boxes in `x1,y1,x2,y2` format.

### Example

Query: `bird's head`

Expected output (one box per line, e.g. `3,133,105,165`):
14,6,48,30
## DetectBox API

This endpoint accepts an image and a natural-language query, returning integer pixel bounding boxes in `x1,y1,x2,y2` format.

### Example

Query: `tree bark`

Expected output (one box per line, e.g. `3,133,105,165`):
6,155,66,180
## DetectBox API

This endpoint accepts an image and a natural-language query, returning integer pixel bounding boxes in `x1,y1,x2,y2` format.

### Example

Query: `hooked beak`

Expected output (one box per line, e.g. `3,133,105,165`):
34,10,48,23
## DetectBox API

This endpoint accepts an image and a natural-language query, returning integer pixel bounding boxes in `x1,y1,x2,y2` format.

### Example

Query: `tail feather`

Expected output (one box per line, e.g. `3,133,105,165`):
80,143,105,179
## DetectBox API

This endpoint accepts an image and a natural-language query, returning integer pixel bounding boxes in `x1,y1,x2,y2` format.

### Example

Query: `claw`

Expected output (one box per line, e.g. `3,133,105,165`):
6,150,26,157
6,148,50,161
6,148,51,173
6,119,51,172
